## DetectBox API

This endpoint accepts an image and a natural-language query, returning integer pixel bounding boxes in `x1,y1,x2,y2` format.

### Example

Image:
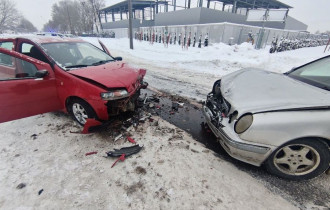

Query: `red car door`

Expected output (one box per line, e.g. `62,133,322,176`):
0,48,61,123
98,39,111,56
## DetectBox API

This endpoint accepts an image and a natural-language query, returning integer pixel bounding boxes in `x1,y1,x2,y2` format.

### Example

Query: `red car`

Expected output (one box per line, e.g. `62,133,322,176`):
0,36,147,125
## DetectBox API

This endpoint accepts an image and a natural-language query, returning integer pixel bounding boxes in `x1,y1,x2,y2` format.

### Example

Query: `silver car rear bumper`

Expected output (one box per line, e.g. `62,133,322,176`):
202,105,273,166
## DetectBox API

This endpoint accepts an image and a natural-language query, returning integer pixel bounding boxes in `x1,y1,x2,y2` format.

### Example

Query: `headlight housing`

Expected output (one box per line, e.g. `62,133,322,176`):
234,113,253,134
100,89,129,101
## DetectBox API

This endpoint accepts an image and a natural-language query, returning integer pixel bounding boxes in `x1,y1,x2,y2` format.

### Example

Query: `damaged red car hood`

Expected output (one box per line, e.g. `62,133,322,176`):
69,62,146,92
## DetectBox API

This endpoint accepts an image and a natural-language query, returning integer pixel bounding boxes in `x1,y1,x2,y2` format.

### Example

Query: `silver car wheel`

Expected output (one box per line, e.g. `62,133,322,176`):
273,144,321,176
72,103,88,125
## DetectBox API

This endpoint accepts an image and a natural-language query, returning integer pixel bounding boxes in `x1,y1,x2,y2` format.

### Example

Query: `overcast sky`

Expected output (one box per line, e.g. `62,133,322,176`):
12,0,330,33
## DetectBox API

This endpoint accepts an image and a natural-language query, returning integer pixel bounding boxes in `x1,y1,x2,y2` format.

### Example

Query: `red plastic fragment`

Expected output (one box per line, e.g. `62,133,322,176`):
81,119,102,134
85,151,98,156
111,154,126,168
127,136,137,144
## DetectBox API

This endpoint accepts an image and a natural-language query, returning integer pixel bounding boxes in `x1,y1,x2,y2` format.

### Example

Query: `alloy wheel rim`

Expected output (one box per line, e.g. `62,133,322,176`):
72,103,88,124
273,144,320,176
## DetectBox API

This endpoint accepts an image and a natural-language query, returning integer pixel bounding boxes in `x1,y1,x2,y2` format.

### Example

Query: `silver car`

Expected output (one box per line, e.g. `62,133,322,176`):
203,55,330,180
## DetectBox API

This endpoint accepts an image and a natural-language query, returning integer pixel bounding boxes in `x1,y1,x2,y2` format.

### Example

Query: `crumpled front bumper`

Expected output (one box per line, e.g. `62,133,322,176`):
202,105,273,166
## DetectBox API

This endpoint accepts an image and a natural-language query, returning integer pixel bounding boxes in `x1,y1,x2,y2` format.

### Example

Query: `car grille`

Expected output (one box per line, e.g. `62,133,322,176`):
106,90,141,116
206,80,232,128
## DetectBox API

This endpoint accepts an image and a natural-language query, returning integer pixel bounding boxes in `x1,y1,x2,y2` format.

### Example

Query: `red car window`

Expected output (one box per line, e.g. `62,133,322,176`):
0,52,38,80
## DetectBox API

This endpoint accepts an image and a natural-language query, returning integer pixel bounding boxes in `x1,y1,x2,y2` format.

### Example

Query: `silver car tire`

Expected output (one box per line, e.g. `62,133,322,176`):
265,139,329,180
69,99,96,126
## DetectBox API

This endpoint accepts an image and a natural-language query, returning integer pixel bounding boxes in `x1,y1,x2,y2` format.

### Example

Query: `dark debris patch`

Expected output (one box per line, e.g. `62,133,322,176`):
125,181,144,195
135,166,147,175
16,183,26,189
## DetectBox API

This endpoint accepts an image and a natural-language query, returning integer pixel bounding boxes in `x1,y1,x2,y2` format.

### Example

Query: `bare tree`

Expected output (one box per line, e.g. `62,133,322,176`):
79,1,94,33
87,0,105,34
44,0,104,35
0,0,21,33
16,17,38,33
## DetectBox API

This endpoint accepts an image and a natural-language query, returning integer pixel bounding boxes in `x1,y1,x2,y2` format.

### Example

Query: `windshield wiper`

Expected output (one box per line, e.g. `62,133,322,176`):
91,59,114,66
65,64,90,69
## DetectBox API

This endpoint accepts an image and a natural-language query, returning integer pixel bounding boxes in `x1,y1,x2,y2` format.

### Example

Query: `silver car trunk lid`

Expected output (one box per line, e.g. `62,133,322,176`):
221,68,330,116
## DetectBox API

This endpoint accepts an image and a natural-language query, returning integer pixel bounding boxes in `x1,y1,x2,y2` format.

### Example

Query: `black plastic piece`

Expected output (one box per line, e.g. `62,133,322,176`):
106,145,143,157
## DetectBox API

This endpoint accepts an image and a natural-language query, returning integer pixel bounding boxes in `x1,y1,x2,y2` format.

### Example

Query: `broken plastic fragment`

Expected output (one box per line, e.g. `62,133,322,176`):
81,119,102,134
106,145,143,157
85,151,98,156
111,154,126,168
127,136,136,144
114,134,123,142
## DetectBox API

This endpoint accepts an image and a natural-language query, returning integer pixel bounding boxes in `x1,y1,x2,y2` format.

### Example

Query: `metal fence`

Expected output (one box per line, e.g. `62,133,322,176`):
103,22,328,48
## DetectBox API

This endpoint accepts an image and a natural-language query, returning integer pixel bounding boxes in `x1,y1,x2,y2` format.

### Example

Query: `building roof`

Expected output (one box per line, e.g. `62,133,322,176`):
100,0,292,14
100,0,157,13
209,0,292,9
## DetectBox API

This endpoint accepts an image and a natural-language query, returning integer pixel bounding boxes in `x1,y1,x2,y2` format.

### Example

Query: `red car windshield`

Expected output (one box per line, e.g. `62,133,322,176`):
41,42,114,70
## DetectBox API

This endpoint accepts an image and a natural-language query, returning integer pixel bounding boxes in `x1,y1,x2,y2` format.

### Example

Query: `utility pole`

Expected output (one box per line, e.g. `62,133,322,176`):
128,0,134,49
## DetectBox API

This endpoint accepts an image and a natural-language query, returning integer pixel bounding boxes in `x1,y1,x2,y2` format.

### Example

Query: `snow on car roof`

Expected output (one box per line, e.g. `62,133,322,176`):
0,35,85,44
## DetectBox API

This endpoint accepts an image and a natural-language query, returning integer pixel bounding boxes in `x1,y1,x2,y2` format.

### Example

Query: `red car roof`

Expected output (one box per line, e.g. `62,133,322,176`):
0,35,85,44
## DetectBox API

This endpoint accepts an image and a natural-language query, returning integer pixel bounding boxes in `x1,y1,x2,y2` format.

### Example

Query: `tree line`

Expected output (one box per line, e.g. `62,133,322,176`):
0,0,37,33
0,0,104,35
43,0,105,35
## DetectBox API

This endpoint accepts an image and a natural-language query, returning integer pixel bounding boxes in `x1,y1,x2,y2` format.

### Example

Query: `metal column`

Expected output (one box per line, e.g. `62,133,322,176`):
156,0,158,13
150,3,152,20
153,5,156,20
128,0,133,49
232,1,237,13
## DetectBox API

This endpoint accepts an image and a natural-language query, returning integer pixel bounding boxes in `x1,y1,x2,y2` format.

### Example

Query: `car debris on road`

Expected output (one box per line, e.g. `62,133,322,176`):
106,145,144,168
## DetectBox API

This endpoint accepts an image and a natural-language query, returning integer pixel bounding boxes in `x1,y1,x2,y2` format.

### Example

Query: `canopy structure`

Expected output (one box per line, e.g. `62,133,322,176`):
100,0,169,22
100,0,292,22
206,0,292,10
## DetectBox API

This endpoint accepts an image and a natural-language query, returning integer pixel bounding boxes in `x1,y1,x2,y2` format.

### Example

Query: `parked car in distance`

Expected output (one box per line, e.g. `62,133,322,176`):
36,32,64,37
203,55,330,180
0,36,148,125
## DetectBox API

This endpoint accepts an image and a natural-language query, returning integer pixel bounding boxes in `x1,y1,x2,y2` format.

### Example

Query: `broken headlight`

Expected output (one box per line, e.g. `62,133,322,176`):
234,113,253,134
101,89,129,101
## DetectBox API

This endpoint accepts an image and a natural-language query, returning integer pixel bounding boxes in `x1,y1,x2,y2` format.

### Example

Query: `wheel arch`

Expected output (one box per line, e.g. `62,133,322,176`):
65,96,96,116
280,136,329,148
